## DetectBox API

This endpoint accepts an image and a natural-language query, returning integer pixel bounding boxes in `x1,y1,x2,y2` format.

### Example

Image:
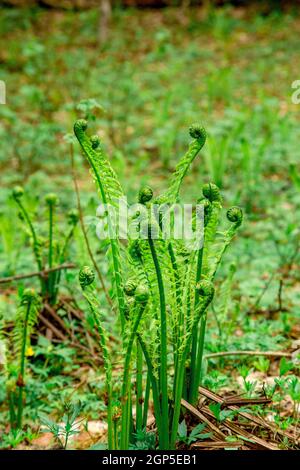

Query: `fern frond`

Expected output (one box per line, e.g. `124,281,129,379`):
74,120,123,206
155,124,206,204
13,289,40,357
74,119,126,332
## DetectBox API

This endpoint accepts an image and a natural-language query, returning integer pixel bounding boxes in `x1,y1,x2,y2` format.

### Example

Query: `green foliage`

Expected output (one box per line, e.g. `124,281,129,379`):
177,420,211,445
40,401,84,450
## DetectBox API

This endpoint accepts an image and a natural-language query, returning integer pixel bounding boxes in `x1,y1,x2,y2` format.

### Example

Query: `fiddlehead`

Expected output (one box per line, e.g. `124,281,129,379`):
138,186,153,205
124,279,137,296
74,119,123,204
227,206,243,226
90,134,101,149
202,182,222,203
12,186,24,200
79,265,95,288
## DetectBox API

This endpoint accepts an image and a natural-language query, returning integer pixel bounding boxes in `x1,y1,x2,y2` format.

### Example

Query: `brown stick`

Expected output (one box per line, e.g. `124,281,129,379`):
223,397,272,406
39,313,66,341
0,263,76,285
191,440,244,449
201,405,279,450
44,303,68,332
204,350,292,360
199,386,297,442
98,0,111,45
60,298,83,321
181,398,226,440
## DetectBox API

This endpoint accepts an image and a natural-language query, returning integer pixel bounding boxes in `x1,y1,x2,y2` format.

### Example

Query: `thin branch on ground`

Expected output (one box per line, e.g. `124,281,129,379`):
204,350,292,359
0,263,75,284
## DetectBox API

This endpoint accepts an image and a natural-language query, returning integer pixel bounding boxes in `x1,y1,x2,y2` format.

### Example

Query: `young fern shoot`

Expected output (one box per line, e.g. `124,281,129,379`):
12,289,40,429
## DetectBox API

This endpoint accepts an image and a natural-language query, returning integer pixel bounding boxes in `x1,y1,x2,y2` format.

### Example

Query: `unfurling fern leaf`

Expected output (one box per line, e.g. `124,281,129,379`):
74,120,123,206
155,124,206,205
74,119,126,332
13,289,40,357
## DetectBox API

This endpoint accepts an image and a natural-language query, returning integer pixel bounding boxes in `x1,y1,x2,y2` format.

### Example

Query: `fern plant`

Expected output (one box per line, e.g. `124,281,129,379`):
74,119,243,450
4,288,40,430
12,187,79,305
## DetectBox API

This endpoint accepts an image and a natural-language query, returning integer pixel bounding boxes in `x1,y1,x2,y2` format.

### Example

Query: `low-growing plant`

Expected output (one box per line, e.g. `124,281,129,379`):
40,400,84,450
74,118,243,450
177,420,212,445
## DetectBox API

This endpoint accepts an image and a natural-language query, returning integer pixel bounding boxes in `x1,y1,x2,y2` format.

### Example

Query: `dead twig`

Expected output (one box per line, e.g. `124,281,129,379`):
0,263,75,284
191,440,244,449
204,350,292,360
39,313,66,341
200,405,279,450
199,386,297,443
44,303,68,332
181,399,227,440
222,397,272,406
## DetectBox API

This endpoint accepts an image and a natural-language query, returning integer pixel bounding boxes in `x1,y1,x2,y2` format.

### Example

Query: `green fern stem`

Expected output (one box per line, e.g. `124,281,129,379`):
120,303,146,449
142,371,151,429
167,242,181,362
136,339,143,432
80,279,114,450
188,244,204,403
16,298,32,429
136,333,162,444
193,314,207,395
148,233,169,450
170,283,214,449
47,203,54,300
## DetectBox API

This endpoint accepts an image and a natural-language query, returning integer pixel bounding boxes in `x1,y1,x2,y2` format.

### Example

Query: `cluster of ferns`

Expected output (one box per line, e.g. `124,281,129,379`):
74,119,243,450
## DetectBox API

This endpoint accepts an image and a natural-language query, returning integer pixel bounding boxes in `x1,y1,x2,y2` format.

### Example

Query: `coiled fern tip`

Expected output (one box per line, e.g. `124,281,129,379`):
12,186,24,200
67,209,79,225
45,193,59,206
134,284,150,304
138,186,153,204
227,206,243,225
189,123,206,142
79,266,95,288
196,280,215,300
202,183,221,202
90,135,101,149
74,119,88,134
124,279,137,296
